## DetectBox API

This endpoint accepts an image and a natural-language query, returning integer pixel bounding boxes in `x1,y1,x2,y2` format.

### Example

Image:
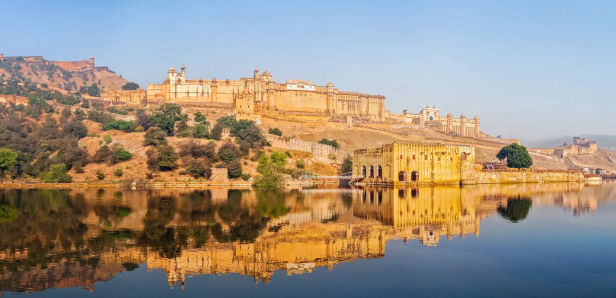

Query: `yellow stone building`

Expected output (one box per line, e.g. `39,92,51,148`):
353,142,476,186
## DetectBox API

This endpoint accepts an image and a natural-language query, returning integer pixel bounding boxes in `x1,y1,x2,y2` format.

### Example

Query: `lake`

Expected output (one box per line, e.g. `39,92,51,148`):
0,182,615,297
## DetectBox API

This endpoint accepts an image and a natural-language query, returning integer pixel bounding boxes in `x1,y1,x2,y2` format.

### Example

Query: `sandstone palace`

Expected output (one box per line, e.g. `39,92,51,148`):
104,65,485,138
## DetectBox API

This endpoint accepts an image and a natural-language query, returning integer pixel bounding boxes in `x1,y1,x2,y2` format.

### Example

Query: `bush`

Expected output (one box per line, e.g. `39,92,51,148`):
42,163,72,183
62,120,88,139
497,143,533,169
241,173,251,181
268,127,282,136
194,111,207,123
147,145,178,171
296,159,305,169
144,127,167,146
227,159,242,178
103,135,112,144
218,143,240,163
192,123,210,139
103,120,134,132
93,145,113,163
114,168,123,177
210,123,223,140
114,148,132,163
319,138,339,148
179,140,216,160
340,155,352,175
185,159,211,178
96,170,105,180
87,84,100,97
121,82,139,90
150,103,183,135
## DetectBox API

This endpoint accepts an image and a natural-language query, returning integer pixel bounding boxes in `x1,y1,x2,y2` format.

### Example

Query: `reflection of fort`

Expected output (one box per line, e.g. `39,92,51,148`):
1,183,615,293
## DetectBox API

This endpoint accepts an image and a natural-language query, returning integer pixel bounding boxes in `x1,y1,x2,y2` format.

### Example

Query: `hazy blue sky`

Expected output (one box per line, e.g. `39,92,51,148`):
1,0,615,142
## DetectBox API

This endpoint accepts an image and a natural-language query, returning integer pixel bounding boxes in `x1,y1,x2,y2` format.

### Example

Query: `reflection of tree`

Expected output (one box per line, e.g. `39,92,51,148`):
256,190,289,218
498,198,532,223
0,204,17,223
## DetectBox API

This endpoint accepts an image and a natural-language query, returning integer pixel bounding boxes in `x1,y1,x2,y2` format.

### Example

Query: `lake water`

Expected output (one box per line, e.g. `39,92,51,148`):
0,182,615,297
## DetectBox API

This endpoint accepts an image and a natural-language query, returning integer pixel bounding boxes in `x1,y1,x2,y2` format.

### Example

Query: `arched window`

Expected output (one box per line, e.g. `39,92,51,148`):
377,165,382,178
369,165,374,178
361,166,366,178
398,188,407,199
398,171,407,182
411,171,419,182
411,188,418,198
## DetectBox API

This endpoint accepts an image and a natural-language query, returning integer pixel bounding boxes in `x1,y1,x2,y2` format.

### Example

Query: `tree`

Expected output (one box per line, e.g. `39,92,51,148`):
114,168,123,177
136,109,153,130
73,109,86,121
42,163,72,183
192,123,210,139
87,84,100,97
210,123,223,140
150,103,183,135
122,82,140,90
227,159,242,178
185,159,211,178
144,127,167,146
268,127,282,136
93,145,113,163
498,198,532,223
218,143,240,163
319,138,340,148
158,145,178,171
63,120,88,139
340,155,352,175
497,143,533,168
113,147,132,163
296,159,305,169
194,111,207,123
0,148,18,179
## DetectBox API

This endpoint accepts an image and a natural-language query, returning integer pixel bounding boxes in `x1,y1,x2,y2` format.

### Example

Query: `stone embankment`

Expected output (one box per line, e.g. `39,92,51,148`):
473,169,584,184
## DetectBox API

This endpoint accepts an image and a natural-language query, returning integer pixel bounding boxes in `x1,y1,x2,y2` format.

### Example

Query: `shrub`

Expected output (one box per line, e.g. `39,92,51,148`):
192,123,210,139
227,159,242,178
319,138,339,148
144,127,167,146
210,123,223,140
194,111,207,123
185,159,211,178
121,82,139,90
63,120,88,139
42,163,72,183
218,143,240,163
103,134,112,144
150,103,183,135
296,159,305,169
340,155,352,175
114,168,123,177
147,145,178,171
93,145,113,163
114,148,132,163
103,120,134,132
241,173,251,181
268,127,282,136
96,170,105,180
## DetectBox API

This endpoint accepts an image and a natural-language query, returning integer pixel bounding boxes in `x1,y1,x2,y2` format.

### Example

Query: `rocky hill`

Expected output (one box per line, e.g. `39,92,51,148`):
0,54,128,93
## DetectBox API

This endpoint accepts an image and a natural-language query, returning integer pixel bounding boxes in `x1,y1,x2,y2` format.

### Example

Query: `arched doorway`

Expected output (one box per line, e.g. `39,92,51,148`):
377,165,382,178
361,166,366,178
398,171,407,182
369,165,374,178
411,171,419,182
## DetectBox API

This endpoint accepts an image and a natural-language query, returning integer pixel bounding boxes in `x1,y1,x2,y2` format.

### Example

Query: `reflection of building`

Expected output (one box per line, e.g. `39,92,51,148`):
353,187,484,246
353,142,476,186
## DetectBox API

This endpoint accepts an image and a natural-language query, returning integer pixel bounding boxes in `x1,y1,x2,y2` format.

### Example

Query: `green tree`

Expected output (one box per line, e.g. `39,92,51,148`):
218,143,240,163
0,148,18,179
63,120,88,139
319,138,340,148
498,198,532,223
210,123,223,140
150,103,183,135
154,145,178,171
87,84,101,97
194,111,207,123
114,148,132,163
192,123,210,139
114,168,123,177
497,143,533,168
42,163,72,183
121,82,140,90
144,127,167,146
96,170,105,180
340,155,352,175
227,159,242,178
268,127,282,136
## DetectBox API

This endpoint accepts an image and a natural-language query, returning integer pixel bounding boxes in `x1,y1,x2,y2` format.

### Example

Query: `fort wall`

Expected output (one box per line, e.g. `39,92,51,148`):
267,135,347,163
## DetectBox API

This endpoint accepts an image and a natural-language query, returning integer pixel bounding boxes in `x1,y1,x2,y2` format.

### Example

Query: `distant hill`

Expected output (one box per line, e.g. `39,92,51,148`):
525,135,616,151
0,54,127,93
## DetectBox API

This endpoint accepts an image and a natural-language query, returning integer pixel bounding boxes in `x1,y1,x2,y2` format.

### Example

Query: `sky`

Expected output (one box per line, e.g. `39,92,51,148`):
1,0,615,142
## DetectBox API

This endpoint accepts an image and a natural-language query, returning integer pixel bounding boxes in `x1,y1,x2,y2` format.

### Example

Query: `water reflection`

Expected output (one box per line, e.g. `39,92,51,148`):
0,182,615,293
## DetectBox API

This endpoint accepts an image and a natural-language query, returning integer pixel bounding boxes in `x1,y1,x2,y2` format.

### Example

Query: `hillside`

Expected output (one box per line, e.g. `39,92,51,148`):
0,55,128,93
526,134,616,151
